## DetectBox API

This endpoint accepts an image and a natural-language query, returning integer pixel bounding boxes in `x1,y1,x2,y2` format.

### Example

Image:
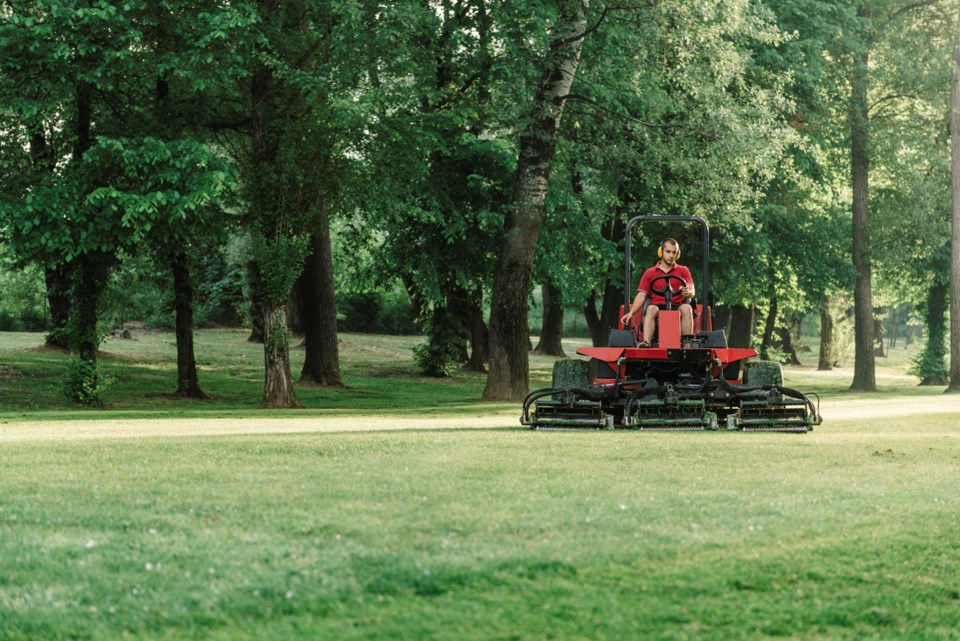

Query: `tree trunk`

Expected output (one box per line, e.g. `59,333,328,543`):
712,304,730,335
69,254,109,364
44,264,71,349
446,284,488,372
728,304,754,349
584,283,622,347
464,284,488,372
483,0,588,401
261,304,303,408
949,3,960,393
887,305,899,351
298,225,343,387
533,280,566,356
583,290,602,346
818,296,834,371
250,0,302,408
246,259,265,343
171,251,207,398
873,308,885,358
919,281,949,386
583,285,624,349
849,13,876,391
775,315,801,366
66,75,105,371
760,296,778,361
29,125,70,348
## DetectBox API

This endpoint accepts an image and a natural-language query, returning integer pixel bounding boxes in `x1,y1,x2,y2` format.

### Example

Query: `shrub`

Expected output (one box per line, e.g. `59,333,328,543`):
413,309,467,377
62,358,113,407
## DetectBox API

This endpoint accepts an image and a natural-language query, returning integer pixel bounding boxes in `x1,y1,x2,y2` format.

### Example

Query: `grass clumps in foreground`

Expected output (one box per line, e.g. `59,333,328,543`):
2,414,960,640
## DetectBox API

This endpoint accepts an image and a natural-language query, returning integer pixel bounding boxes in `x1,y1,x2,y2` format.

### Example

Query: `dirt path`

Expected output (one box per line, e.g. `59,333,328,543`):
3,395,960,443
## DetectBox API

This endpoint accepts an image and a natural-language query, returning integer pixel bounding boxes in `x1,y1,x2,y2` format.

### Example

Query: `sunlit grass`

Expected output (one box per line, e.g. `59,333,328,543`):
2,410,959,640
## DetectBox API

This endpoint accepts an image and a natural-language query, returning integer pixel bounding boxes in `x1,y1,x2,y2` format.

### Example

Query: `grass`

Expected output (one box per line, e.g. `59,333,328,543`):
0,330,517,419
1,330,959,640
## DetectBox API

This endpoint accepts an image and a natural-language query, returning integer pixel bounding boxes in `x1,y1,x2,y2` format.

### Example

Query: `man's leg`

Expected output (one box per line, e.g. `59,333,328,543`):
679,303,694,336
643,305,659,344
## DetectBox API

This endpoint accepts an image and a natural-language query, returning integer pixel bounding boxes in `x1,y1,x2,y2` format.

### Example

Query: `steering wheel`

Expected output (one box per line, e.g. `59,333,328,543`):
647,274,689,311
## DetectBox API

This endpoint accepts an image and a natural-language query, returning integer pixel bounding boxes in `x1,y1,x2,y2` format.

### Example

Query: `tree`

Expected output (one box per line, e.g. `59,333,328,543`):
1,1,250,403
483,0,589,401
0,2,163,401
949,0,960,392
349,0,514,377
141,1,253,399
239,0,374,404
848,4,876,391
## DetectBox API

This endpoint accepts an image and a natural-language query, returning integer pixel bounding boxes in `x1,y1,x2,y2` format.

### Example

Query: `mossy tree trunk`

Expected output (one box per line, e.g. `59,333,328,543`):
261,304,302,408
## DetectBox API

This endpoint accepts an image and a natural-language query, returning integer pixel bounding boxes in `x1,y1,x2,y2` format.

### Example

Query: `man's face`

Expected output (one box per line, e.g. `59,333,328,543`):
661,243,679,265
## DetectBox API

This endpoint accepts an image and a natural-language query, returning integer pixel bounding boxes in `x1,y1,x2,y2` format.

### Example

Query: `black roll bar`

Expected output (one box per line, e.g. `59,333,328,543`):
624,215,710,330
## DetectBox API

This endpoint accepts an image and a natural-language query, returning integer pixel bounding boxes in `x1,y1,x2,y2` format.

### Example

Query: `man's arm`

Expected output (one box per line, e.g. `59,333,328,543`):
621,290,648,325
680,267,695,299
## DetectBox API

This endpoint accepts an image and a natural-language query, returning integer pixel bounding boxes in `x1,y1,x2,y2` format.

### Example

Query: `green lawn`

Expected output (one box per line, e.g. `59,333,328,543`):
1,331,959,640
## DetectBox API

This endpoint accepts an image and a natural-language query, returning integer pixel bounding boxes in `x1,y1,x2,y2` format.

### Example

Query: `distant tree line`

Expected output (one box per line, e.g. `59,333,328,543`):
2,0,960,406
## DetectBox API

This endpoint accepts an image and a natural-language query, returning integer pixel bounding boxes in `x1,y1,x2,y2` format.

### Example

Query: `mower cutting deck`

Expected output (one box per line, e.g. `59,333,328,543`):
521,215,822,432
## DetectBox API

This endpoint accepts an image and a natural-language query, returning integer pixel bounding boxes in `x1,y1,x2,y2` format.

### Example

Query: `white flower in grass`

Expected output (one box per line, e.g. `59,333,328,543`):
85,539,96,549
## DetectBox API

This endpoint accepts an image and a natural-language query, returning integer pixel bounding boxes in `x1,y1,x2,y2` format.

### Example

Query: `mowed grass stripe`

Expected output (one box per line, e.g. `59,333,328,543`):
2,390,959,442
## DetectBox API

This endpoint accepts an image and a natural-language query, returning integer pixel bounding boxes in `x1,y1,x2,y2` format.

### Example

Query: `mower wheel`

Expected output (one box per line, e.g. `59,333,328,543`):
744,360,783,386
551,359,591,389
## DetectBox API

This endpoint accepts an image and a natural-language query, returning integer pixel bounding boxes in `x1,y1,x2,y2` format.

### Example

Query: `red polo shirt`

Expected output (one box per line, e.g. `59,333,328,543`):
638,262,693,306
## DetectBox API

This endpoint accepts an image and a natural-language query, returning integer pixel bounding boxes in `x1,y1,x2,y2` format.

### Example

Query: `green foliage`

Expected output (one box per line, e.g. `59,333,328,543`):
0,260,49,332
909,344,949,386
102,253,172,329
251,234,309,308
81,137,237,248
337,289,417,336
62,357,112,407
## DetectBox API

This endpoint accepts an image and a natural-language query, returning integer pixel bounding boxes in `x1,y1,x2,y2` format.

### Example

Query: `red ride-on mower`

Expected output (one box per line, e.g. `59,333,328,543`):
522,215,822,432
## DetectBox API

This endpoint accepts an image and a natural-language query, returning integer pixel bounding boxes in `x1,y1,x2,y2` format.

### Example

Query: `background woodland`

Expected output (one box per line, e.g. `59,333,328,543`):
3,0,960,406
